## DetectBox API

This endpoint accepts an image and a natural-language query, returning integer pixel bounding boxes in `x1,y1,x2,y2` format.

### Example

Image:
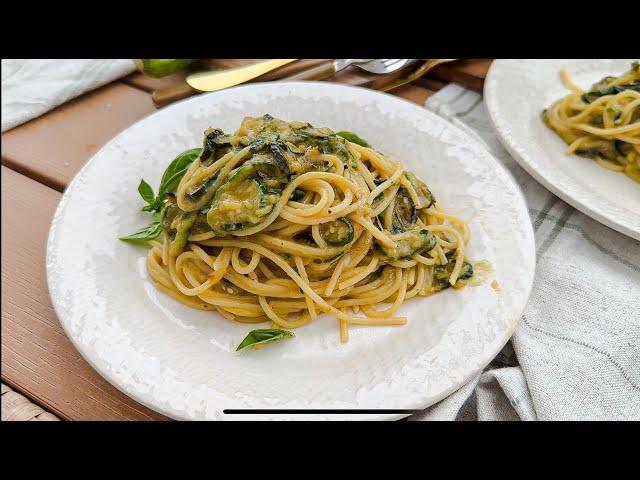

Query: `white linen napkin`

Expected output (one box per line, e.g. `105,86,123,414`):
409,84,640,421
1,59,136,132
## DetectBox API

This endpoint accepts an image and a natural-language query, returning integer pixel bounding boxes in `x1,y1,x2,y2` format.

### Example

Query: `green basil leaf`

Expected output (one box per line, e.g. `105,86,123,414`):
158,148,202,196
119,221,162,244
236,329,295,351
138,179,155,204
336,131,371,148
151,206,165,222
142,195,166,213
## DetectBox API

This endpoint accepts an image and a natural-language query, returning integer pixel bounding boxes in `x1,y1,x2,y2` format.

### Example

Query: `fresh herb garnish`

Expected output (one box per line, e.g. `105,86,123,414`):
121,148,201,243
336,131,371,147
137,179,155,204
158,148,202,197
139,180,164,213
119,221,162,244
236,329,295,351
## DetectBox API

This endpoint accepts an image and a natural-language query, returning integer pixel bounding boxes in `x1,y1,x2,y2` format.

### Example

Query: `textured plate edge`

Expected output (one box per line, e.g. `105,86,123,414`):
484,60,640,241
45,81,537,421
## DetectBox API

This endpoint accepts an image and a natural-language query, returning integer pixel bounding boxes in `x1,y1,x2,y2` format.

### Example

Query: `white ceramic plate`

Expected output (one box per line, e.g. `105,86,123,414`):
46,82,535,420
485,59,640,240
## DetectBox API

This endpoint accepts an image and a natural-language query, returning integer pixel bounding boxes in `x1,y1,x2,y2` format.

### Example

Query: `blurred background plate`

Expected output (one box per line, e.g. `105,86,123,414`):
485,59,640,240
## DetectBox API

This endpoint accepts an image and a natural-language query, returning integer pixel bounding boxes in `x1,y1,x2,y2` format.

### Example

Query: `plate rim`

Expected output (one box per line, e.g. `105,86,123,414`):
484,59,640,241
46,80,536,420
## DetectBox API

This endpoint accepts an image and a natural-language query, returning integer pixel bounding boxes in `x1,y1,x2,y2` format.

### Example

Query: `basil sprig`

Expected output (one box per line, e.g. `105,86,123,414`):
120,148,201,244
158,148,202,197
137,179,155,204
236,329,295,351
119,221,162,244
336,131,371,147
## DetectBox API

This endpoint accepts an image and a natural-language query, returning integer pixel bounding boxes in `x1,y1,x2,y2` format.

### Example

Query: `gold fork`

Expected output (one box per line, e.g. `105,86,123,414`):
380,59,457,92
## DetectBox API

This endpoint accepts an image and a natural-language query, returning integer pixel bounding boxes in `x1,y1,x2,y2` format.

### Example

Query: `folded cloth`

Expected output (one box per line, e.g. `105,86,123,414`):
1,59,136,132
409,84,640,421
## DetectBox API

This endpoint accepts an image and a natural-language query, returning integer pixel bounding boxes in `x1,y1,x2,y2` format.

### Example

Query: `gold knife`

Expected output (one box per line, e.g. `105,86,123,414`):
187,59,297,91
153,59,297,107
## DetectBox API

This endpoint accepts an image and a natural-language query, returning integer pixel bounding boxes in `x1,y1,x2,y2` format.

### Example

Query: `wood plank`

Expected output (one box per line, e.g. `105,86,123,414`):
328,66,438,105
429,59,492,92
414,77,448,91
1,166,168,421
391,84,437,105
123,70,190,92
1,82,155,192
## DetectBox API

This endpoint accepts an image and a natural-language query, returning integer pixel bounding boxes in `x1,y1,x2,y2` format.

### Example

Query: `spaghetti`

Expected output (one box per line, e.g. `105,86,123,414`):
138,115,474,344
542,61,640,183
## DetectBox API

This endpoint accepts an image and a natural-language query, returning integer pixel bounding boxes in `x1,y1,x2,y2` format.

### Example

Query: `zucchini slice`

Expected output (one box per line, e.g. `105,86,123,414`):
289,122,353,162
404,171,435,209
169,212,196,256
431,252,474,292
206,179,280,236
226,155,288,190
268,143,291,177
319,217,354,246
291,122,333,138
161,205,196,256
189,210,213,235
575,139,620,162
160,203,181,240
200,128,225,166
375,227,437,262
290,189,306,201
392,188,417,233
180,171,220,212
615,140,633,157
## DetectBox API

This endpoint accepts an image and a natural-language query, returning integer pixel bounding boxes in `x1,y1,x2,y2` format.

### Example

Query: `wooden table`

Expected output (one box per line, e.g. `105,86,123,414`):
1,59,491,421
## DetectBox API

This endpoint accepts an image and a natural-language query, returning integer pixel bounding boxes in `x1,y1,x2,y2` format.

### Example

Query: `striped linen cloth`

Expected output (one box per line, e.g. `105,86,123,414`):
409,84,640,421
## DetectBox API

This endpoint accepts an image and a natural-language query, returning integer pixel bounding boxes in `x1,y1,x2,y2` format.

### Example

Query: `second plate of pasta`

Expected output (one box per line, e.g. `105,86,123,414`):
485,59,640,240
46,82,535,420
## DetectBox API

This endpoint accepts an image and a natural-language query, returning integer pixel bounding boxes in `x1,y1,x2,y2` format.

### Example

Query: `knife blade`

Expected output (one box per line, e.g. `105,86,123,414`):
186,59,297,92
